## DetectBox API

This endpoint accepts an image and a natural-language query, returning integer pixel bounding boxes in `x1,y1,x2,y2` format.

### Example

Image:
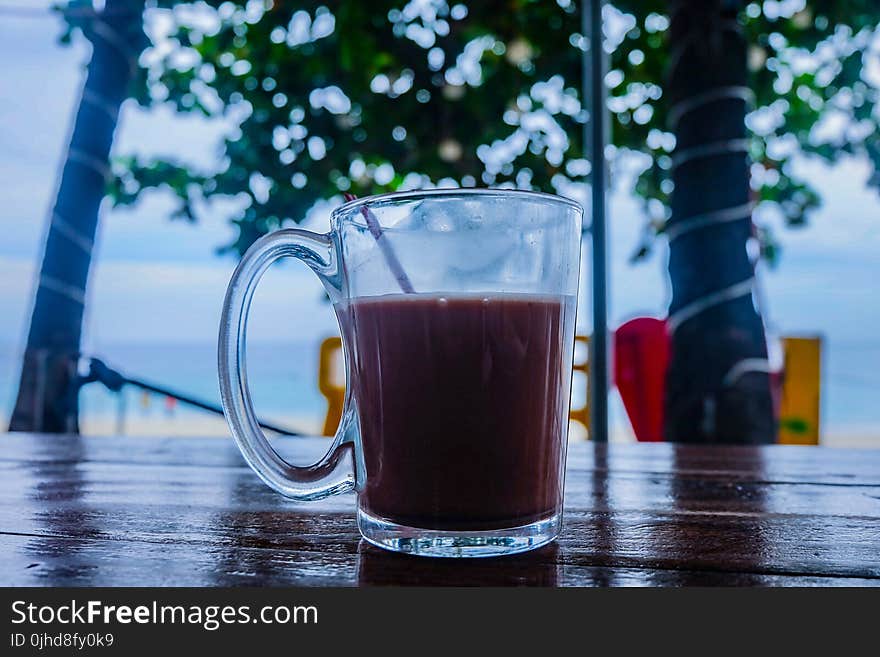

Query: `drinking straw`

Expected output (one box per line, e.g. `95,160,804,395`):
343,193,415,293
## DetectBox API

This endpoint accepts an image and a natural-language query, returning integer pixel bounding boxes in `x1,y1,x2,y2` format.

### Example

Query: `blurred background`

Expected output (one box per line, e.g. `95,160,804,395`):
1,0,878,445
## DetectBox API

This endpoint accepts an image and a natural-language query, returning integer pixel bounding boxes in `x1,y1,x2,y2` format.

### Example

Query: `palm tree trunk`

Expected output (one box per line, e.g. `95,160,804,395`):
663,0,776,444
10,0,144,434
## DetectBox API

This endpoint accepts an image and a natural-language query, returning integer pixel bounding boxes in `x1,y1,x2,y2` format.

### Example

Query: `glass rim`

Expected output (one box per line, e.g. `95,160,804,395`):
332,187,584,223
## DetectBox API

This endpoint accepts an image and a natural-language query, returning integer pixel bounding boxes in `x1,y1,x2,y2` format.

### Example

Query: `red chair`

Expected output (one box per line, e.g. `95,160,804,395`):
613,317,669,442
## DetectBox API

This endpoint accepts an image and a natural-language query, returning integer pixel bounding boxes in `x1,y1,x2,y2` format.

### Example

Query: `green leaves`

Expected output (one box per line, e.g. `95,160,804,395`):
61,1,879,258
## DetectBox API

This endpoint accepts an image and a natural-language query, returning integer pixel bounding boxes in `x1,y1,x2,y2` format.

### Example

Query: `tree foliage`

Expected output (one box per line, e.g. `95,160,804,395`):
67,0,879,259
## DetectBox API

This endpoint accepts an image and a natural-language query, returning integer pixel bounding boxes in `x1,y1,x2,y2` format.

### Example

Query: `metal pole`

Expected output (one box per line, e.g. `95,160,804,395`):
124,376,300,436
78,358,302,436
584,0,609,443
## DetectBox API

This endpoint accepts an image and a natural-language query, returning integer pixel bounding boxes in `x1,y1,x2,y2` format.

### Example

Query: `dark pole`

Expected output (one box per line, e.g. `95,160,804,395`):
10,0,145,433
123,377,299,437
79,358,300,437
663,0,774,443
585,0,609,443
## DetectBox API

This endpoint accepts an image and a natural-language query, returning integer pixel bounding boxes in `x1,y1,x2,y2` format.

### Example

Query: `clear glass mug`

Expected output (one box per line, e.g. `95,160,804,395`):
219,189,583,557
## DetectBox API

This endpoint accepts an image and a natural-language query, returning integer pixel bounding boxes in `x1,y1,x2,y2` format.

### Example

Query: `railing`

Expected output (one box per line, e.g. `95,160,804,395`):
77,357,301,436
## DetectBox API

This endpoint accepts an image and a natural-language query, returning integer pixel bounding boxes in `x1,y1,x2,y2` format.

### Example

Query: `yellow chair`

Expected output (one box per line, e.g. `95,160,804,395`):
317,335,594,437
569,335,591,436
778,336,822,445
318,337,345,437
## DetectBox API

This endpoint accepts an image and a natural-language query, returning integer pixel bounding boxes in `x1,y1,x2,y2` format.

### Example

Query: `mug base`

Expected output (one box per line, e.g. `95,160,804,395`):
357,509,561,558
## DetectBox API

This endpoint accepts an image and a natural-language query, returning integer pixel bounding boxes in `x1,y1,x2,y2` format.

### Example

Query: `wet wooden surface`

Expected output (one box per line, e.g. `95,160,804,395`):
1,433,879,586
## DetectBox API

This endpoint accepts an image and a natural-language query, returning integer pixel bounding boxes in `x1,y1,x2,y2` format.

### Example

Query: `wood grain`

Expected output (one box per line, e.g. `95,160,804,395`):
1,433,878,586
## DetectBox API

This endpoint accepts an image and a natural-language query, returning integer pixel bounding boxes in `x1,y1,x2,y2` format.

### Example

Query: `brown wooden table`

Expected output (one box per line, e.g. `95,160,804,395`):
1,433,879,586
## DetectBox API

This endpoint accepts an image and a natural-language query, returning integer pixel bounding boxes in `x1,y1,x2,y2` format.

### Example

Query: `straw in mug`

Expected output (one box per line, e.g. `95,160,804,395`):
343,193,415,294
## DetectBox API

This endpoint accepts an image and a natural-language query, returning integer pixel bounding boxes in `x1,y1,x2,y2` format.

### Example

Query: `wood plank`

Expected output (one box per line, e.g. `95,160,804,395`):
3,434,878,485
0,459,878,519
0,497,877,579
2,533,877,587
1,433,879,586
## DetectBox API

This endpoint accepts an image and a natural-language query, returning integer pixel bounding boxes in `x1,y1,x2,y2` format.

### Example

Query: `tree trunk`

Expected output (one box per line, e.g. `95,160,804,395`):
663,0,776,444
10,0,144,434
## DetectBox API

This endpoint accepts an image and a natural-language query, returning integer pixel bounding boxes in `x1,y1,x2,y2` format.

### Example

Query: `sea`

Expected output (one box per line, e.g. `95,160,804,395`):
0,339,878,446
0,341,329,436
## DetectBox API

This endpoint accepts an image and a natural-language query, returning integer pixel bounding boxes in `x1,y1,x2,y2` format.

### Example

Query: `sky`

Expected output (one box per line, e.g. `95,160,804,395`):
1,2,879,440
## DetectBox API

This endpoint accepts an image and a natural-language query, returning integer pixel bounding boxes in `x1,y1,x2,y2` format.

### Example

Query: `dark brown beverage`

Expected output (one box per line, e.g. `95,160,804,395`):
337,293,576,531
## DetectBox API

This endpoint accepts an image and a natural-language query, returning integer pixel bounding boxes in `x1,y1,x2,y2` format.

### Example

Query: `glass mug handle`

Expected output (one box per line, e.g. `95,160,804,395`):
218,229,358,500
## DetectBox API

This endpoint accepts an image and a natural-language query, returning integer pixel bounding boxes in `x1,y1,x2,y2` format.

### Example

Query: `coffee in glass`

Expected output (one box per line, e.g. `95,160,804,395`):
219,189,582,557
